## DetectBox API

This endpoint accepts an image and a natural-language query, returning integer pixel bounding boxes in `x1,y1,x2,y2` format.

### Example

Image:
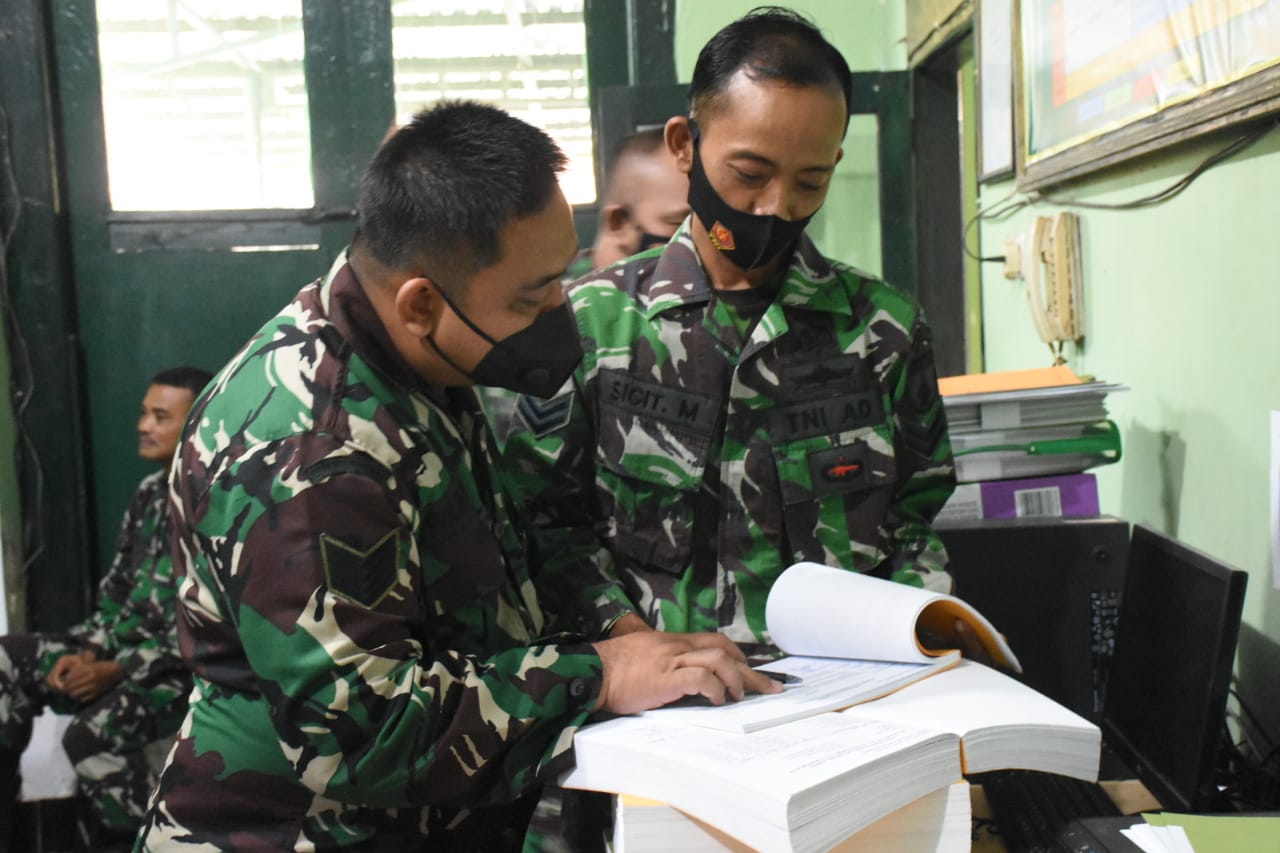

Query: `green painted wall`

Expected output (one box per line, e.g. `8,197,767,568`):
675,1,906,276
675,1,906,76
975,129,1280,736
676,0,1280,743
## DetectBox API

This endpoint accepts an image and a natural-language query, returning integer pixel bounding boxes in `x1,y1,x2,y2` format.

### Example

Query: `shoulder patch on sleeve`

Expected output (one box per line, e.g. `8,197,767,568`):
320,529,401,609
516,391,575,437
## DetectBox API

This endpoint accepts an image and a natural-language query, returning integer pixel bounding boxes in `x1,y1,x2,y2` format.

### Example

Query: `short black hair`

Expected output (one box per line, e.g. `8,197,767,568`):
688,7,853,128
602,127,667,203
149,366,213,399
356,100,568,284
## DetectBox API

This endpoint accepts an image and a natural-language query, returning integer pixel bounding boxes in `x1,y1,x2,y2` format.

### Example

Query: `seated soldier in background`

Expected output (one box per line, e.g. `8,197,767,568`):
563,126,690,281
0,366,210,849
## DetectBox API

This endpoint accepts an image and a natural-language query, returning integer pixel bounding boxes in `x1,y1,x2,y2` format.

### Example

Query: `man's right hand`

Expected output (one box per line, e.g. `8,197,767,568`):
591,631,780,715
46,650,94,693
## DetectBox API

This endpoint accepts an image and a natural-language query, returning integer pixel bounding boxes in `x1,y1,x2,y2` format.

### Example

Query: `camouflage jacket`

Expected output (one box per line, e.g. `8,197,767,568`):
69,468,184,683
498,222,956,647
140,256,603,850
561,248,595,285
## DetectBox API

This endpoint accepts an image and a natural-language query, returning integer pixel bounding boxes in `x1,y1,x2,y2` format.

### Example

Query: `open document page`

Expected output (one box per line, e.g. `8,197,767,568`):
766,562,1021,671
842,660,1101,780
641,564,1021,733
643,654,959,734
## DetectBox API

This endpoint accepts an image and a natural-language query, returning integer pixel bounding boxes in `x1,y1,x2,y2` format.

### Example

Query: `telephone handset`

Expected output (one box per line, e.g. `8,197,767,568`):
1024,212,1084,360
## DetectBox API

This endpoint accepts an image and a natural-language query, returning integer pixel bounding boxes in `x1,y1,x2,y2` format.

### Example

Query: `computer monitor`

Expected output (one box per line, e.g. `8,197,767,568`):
938,516,1130,720
1100,525,1248,812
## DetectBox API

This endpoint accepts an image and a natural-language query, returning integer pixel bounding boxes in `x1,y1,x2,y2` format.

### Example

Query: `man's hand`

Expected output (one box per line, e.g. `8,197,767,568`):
46,650,93,693
591,631,781,715
46,650,122,702
62,659,124,702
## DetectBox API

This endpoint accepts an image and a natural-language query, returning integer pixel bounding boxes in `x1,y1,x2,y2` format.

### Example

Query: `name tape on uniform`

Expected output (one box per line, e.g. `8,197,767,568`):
770,391,885,442
600,369,719,433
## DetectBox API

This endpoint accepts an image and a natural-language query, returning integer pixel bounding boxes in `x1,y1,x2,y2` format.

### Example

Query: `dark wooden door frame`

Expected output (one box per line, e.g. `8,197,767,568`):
6,0,657,631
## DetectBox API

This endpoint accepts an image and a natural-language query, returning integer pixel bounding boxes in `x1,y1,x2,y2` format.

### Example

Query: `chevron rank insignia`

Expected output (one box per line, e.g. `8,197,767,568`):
516,391,574,437
320,529,401,609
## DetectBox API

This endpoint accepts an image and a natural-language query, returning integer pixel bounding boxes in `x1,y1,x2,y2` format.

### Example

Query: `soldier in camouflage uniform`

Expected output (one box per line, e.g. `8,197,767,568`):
137,101,773,852
482,129,689,458
499,8,957,657
565,127,690,284
0,367,209,847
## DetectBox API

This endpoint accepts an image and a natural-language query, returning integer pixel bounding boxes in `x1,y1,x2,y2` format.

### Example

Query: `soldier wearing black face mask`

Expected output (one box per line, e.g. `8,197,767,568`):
136,100,776,853
561,127,691,283
503,2,960,702
499,11,959,851
425,279,583,399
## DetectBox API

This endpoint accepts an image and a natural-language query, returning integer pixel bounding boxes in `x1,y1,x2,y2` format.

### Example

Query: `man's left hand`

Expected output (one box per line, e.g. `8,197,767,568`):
60,656,124,703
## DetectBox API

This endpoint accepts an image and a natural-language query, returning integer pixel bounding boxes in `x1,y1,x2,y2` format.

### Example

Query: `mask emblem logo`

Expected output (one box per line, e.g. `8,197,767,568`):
709,221,737,252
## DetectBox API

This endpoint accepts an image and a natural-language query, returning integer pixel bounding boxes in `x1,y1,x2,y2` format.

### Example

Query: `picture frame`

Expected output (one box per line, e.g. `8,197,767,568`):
977,0,1016,182
1016,0,1280,191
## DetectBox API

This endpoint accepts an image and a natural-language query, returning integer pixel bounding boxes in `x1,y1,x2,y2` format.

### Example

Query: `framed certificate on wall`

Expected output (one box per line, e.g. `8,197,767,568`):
1017,0,1280,190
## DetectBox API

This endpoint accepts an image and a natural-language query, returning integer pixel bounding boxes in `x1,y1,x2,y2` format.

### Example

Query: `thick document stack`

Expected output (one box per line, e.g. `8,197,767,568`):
936,367,1127,515
613,782,973,853
561,564,1099,853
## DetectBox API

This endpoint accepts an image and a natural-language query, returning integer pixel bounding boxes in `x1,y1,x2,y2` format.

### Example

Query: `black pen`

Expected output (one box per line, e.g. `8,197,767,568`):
758,670,803,685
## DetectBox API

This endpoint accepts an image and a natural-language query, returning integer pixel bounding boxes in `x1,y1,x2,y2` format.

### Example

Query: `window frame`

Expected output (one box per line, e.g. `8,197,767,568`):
60,0,655,253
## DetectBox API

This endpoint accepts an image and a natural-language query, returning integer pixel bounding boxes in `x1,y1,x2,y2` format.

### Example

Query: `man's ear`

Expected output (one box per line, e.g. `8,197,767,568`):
601,202,631,236
395,276,444,338
665,116,694,173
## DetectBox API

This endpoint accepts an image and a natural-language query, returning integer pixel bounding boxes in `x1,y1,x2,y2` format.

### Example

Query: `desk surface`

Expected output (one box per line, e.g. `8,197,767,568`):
971,779,1161,851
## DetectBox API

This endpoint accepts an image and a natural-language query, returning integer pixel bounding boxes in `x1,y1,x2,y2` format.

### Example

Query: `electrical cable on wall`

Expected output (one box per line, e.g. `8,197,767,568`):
963,116,1280,263
963,184,1032,262
0,99,48,580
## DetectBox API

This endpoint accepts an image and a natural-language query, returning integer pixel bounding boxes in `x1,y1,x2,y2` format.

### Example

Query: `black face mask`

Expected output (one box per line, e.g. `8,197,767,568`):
426,286,583,399
686,127,816,271
636,229,674,253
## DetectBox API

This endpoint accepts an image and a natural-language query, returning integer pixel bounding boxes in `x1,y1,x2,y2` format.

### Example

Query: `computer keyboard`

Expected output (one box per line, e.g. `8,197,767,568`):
977,769,1122,853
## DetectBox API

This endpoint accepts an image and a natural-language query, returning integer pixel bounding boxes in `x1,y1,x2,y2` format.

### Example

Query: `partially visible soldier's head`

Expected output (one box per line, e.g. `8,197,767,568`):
591,128,690,269
351,101,581,396
686,7,852,130
139,366,212,464
665,7,852,275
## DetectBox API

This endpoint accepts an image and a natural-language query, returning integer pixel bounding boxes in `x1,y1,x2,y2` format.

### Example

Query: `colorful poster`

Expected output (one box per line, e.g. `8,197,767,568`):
1022,0,1280,161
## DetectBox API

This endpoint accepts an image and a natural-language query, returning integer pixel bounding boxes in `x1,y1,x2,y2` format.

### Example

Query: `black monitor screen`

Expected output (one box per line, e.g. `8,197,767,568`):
1101,525,1247,811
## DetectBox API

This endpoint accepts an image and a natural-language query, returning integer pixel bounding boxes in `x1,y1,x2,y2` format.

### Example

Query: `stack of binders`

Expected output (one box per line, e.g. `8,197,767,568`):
934,366,1126,523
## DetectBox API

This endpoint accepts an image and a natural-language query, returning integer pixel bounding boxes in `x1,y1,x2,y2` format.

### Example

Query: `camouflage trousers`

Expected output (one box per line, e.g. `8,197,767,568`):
0,632,190,834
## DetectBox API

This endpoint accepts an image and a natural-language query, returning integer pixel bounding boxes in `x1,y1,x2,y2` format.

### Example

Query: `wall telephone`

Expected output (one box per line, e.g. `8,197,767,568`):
1004,212,1084,364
